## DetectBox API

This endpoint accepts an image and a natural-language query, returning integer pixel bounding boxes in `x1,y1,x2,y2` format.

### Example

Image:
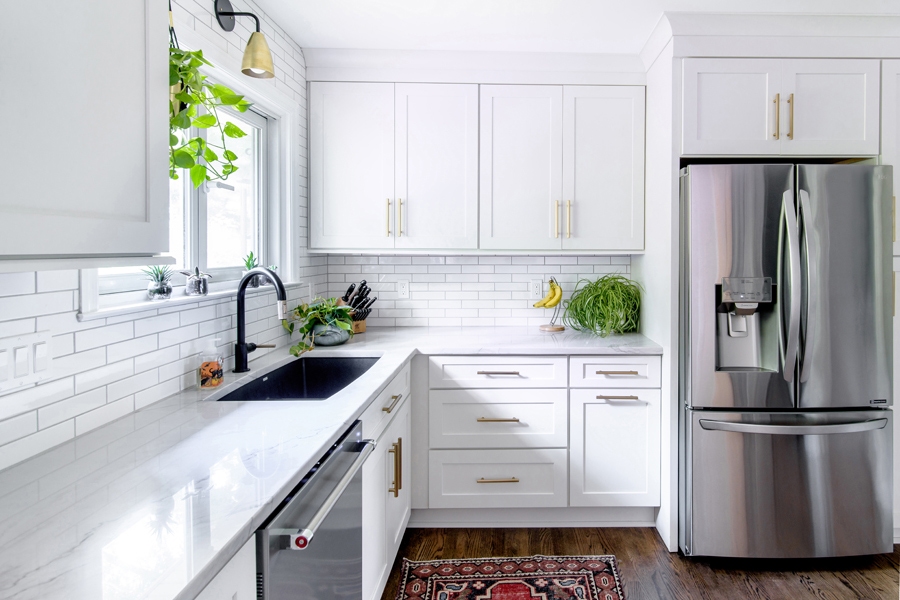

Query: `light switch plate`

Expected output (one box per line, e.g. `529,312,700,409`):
0,331,53,395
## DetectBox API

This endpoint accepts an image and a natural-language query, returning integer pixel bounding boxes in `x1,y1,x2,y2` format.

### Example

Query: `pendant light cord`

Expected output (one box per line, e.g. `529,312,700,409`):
169,0,180,49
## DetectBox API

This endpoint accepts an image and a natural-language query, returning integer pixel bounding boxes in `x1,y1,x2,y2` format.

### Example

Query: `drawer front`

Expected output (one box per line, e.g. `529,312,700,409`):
361,361,410,440
429,389,568,449
429,356,568,389
570,356,661,388
428,449,568,508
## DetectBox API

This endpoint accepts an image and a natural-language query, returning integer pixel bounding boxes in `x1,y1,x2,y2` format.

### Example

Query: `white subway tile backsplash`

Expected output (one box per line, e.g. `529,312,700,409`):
158,324,199,348
74,360,134,395
0,273,36,297
134,346,180,374
38,388,106,429
0,412,37,446
36,270,79,293
106,335,158,363
0,291,72,320
0,421,74,472
134,313,181,338
74,322,134,352
75,397,135,436
51,348,106,381
107,370,159,403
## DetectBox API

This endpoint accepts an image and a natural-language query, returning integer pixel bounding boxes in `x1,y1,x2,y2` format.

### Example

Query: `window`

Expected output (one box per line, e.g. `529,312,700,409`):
99,105,271,301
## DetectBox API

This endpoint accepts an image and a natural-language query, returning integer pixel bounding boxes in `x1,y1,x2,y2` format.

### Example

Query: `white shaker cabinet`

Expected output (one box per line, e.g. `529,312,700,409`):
194,537,256,600
479,85,564,251
0,1,169,258
309,82,396,249
562,86,645,251
683,58,879,156
882,61,900,256
394,84,479,250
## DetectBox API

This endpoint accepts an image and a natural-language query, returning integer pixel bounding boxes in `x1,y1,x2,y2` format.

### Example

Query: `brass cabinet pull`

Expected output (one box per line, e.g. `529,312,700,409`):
566,200,572,238
476,370,520,376
386,198,392,236
388,438,402,497
398,198,403,237
595,369,639,376
477,417,520,423
476,477,519,484
554,200,560,238
773,93,780,139
596,394,640,401
787,93,794,140
382,393,403,413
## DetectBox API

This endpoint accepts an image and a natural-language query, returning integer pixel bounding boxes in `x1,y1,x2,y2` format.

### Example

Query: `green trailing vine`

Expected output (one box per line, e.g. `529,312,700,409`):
563,275,642,337
282,297,354,356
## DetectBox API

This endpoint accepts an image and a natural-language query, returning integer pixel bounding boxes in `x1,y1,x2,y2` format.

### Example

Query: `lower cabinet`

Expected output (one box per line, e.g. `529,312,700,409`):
569,388,661,507
194,537,256,600
362,395,411,600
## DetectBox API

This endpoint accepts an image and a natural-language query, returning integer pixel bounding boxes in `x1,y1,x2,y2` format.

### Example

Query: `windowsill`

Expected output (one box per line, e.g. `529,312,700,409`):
77,281,305,322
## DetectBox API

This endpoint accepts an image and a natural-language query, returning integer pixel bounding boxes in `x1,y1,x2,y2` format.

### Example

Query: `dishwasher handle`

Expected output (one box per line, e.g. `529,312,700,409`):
274,438,375,550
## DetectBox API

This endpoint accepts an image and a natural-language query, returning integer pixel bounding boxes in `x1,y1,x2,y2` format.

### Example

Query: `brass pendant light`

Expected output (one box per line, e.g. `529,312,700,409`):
214,0,275,79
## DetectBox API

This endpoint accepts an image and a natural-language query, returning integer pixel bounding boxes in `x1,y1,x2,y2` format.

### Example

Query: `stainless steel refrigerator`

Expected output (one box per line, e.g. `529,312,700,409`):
679,164,893,558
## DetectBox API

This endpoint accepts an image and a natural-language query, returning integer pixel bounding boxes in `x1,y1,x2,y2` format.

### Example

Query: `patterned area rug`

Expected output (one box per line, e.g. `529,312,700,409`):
394,554,625,600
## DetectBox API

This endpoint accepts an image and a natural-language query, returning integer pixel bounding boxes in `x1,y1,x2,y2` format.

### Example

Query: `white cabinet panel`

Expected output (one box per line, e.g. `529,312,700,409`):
0,0,168,257
429,388,568,449
310,82,395,249
562,86,645,251
395,84,478,250
570,388,660,507
429,355,568,389
195,537,256,600
882,61,900,257
480,85,563,251
682,59,782,156
781,60,880,156
569,356,661,388
360,362,410,442
383,398,411,559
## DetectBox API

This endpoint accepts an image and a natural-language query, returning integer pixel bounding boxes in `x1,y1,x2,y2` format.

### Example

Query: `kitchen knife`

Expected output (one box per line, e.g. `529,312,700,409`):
346,280,366,304
360,296,376,311
341,283,356,302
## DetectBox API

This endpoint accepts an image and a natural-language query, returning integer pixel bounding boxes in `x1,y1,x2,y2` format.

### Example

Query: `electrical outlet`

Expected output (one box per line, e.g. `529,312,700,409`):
530,280,544,300
397,280,410,299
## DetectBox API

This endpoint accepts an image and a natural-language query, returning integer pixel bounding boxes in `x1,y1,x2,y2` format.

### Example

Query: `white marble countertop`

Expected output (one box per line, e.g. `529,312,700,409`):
0,327,660,600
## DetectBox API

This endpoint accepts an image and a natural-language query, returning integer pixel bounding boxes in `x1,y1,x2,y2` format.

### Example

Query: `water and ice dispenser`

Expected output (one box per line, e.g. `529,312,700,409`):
715,277,775,370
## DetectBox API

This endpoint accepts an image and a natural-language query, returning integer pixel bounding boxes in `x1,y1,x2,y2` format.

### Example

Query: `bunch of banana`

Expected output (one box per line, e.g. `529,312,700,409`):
533,278,562,308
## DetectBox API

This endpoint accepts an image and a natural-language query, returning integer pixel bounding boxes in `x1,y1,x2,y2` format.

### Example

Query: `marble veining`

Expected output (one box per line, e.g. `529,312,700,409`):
0,326,660,600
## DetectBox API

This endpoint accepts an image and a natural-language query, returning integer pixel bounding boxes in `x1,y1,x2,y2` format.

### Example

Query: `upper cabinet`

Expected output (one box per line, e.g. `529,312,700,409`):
0,0,169,258
480,85,645,251
683,58,880,156
310,82,478,250
882,60,900,256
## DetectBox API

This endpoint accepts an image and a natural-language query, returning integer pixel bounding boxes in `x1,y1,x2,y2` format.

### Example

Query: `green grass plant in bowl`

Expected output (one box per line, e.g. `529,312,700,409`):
563,275,642,337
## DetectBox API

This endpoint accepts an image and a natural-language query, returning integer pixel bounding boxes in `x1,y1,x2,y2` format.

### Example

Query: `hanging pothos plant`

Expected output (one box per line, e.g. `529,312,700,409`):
169,44,252,187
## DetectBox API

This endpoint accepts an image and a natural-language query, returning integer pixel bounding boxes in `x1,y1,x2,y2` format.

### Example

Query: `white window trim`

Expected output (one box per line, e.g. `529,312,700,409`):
79,26,303,320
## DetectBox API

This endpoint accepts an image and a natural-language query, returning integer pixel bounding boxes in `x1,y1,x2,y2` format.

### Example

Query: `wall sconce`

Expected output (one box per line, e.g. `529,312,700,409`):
214,0,275,79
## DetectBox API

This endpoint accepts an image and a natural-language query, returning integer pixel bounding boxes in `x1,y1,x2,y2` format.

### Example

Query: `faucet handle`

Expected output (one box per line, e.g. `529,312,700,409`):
246,343,276,353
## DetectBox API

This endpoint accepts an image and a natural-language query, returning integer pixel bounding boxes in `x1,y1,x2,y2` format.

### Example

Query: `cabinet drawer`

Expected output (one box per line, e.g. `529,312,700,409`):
429,356,568,389
361,362,410,440
429,389,568,449
570,356,660,388
429,449,568,508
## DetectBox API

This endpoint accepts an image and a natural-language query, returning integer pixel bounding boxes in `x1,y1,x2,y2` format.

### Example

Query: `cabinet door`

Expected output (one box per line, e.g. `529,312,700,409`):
480,85,563,250
562,86,645,251
885,61,900,256
682,59,782,155
310,82,395,249
781,59,880,156
195,537,256,600
362,433,388,600
0,1,169,257
384,398,412,559
570,388,660,507
395,84,478,250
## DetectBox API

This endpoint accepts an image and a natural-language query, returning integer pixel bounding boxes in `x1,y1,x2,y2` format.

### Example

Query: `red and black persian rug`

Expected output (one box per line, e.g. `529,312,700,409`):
394,554,625,600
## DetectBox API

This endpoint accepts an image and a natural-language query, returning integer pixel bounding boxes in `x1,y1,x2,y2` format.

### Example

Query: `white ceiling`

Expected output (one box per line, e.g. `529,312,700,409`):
255,0,900,55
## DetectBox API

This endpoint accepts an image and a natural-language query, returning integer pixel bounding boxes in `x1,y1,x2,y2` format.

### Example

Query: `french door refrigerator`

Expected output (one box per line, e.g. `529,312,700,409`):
679,164,893,558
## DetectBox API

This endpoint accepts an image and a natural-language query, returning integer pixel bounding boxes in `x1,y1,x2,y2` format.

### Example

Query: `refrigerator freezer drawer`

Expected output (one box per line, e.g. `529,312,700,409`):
684,410,892,558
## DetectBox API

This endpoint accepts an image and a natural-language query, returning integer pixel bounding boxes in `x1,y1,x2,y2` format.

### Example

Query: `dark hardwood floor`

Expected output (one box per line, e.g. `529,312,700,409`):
381,528,900,600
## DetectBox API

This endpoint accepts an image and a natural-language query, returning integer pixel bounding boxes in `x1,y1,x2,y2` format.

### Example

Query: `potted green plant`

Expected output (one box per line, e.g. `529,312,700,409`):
180,267,211,296
283,297,354,355
563,274,642,337
143,265,174,301
242,252,260,287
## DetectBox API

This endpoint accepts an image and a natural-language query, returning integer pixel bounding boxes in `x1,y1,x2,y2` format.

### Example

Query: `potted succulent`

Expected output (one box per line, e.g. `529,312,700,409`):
283,297,354,355
242,252,261,287
143,265,174,301
180,267,211,296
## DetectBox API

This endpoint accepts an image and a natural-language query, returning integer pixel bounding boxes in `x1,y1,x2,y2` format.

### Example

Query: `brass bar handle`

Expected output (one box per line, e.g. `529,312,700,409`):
477,477,520,484
386,198,392,236
787,93,794,140
398,437,402,491
595,370,639,376
554,200,560,238
398,198,403,237
773,93,780,139
476,370,521,376
388,440,400,497
566,200,572,238
596,394,641,401
254,344,276,349
477,417,520,423
382,393,403,413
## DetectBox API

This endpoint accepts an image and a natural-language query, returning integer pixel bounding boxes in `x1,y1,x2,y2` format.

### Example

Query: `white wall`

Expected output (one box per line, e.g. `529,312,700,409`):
0,0,318,472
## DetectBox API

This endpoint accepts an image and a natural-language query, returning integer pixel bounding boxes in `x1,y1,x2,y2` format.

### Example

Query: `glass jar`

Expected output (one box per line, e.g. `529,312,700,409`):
147,281,173,301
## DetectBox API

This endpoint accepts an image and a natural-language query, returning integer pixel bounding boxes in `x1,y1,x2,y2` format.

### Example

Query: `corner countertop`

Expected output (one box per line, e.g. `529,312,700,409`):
0,327,660,600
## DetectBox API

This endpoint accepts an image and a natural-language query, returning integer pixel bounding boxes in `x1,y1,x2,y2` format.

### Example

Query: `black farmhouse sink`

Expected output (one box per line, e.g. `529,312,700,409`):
217,356,379,401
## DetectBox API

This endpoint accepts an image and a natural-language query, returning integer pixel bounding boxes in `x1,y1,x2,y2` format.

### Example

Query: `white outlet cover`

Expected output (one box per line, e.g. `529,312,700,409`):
397,280,410,299
530,280,543,299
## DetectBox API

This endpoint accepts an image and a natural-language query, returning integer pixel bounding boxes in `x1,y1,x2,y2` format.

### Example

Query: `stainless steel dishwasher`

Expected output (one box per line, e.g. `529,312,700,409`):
257,421,374,600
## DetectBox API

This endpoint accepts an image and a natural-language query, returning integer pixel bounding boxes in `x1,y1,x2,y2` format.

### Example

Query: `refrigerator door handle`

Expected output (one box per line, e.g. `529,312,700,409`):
780,190,802,382
798,189,817,383
699,418,888,435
